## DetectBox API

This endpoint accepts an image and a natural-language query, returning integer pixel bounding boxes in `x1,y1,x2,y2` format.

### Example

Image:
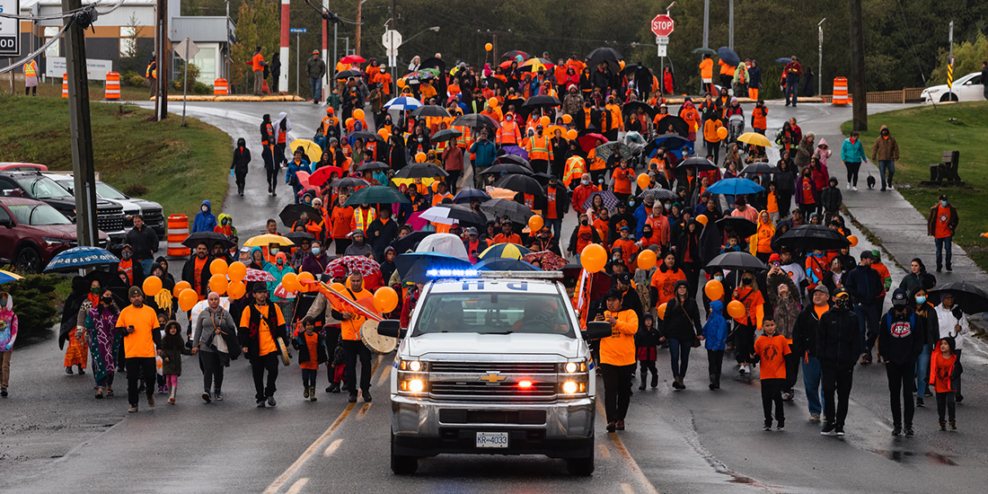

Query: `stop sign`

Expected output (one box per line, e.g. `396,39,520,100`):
651,15,674,37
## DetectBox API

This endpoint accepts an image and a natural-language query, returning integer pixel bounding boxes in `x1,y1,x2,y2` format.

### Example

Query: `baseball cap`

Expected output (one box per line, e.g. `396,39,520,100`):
834,286,850,298
860,251,875,260
891,288,908,306
331,265,347,278
465,227,478,236
616,272,632,285
812,285,830,296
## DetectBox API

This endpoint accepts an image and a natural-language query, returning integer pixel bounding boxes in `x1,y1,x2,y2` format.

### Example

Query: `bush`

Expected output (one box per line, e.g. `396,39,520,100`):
121,70,140,85
124,183,149,197
2,270,62,347
193,81,212,95
128,75,147,88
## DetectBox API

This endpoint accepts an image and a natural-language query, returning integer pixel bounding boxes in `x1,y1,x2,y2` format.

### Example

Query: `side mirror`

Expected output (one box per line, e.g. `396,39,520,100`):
377,319,406,339
583,321,613,340
0,217,10,228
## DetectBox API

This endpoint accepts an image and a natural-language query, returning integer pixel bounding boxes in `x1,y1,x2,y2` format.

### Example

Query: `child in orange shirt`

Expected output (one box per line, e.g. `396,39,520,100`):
753,318,790,431
292,317,327,401
929,337,961,431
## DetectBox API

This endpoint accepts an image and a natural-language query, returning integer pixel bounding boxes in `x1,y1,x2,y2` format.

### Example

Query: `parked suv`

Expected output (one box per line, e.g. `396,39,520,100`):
0,197,109,272
0,171,127,249
45,173,166,239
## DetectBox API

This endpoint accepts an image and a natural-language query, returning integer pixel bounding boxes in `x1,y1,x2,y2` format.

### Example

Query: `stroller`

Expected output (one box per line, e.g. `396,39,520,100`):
726,115,745,145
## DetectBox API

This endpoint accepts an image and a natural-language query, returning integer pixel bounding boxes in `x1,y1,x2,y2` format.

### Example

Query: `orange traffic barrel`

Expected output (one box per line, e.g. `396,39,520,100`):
832,77,850,106
105,72,121,100
213,78,228,95
166,214,191,258
62,74,68,98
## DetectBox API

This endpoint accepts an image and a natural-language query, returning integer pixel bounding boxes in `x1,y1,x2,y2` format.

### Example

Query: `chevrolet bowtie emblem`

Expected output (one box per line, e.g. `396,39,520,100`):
480,372,506,384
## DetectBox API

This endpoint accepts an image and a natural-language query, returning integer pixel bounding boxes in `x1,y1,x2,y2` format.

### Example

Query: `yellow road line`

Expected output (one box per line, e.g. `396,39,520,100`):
357,402,373,420
620,483,635,494
596,392,659,494
598,443,612,458
284,478,308,494
376,361,392,387
262,403,356,494
322,439,343,457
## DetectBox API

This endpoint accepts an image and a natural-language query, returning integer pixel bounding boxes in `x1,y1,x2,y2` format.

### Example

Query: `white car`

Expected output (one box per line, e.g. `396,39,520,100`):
921,72,984,103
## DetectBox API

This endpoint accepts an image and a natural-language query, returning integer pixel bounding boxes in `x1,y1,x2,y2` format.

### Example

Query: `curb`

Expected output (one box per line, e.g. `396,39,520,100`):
151,95,306,102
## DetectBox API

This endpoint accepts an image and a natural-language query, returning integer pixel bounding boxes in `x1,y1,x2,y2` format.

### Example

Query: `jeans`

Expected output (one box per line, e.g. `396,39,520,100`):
200,350,224,392
668,338,693,378
935,236,952,269
302,368,318,387
936,391,956,422
126,357,156,406
821,359,854,426
546,218,563,240
599,363,633,422
138,259,154,277
853,303,881,353
802,355,825,416
785,76,799,105
885,361,915,427
845,161,861,187
878,160,895,189
310,77,322,102
0,350,11,388
761,378,786,426
915,344,931,397
250,352,280,401
707,349,724,385
343,339,372,393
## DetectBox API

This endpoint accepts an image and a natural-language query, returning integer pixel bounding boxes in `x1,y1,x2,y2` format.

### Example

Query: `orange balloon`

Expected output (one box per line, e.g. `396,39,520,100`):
636,249,657,271
373,286,399,313
228,262,246,283
727,300,746,320
485,43,493,52
636,173,650,190
696,214,709,226
227,280,246,299
562,114,572,124
142,276,162,297
717,127,728,140
297,272,315,293
173,280,192,295
210,258,228,276
209,273,228,295
415,152,427,163
329,282,347,294
847,235,858,247
354,109,365,121
657,303,667,320
281,272,299,293
704,279,724,301
566,129,578,140
397,79,406,88
580,244,607,273
539,116,551,128
488,98,498,107
528,215,544,232
178,289,198,312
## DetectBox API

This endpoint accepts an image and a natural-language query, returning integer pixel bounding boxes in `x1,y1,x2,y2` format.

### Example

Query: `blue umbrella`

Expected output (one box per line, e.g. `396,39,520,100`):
645,134,693,160
717,47,740,66
474,258,541,271
44,246,120,273
0,269,24,285
705,178,765,196
383,96,423,110
775,57,791,64
394,252,474,284
453,188,492,204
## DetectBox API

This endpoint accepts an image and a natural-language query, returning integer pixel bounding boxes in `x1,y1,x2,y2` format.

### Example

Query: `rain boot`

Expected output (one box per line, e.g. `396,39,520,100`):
168,385,177,404
638,371,647,391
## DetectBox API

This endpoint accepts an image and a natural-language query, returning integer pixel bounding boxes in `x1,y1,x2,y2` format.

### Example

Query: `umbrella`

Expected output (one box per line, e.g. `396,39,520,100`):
395,252,474,284
705,178,765,196
453,188,492,204
594,142,632,162
583,190,619,211
384,96,423,110
738,163,780,177
340,54,365,64
523,251,567,271
355,161,391,173
329,177,370,189
308,166,344,187
349,130,385,143
394,162,448,179
676,157,718,172
531,172,554,187
480,243,531,260
415,233,470,261
717,47,740,66
495,174,545,197
285,232,316,245
44,247,119,273
244,268,276,282
578,133,608,154
654,115,690,137
622,101,656,118
493,154,531,167
431,129,462,143
272,283,296,300
775,225,851,251
637,187,679,201
327,256,382,278
928,282,988,314
344,185,410,206
290,139,323,163
775,57,792,64
523,95,562,107
244,234,294,247
715,217,758,239
737,132,772,148
335,69,362,80
502,50,529,60
481,199,534,224
645,134,693,159
280,204,324,227
419,57,446,72
402,70,436,82
705,251,767,271
587,47,622,73
391,231,433,254
475,258,541,271
410,105,451,118
0,269,24,284
452,113,500,130
480,163,534,176
418,204,488,227
183,231,234,251
692,47,717,55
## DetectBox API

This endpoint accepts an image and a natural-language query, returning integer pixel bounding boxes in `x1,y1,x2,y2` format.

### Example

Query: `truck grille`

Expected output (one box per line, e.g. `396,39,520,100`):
430,362,557,374
97,205,125,232
430,381,557,398
143,209,165,227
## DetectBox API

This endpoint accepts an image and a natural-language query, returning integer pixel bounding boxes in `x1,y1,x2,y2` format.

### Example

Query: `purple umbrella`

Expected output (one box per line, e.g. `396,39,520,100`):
405,211,431,231
501,145,529,161
583,190,619,211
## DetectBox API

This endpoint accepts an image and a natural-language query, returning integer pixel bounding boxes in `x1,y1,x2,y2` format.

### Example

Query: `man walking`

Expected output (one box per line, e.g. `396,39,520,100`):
845,251,884,364
239,285,286,407
791,285,830,423
252,46,266,96
817,287,861,437
307,51,326,104
331,271,374,403
125,215,159,276
115,287,162,413
927,194,958,272
878,289,924,436
871,125,899,191
783,56,802,107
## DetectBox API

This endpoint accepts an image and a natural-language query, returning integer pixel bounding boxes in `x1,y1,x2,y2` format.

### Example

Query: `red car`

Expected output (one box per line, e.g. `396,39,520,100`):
0,163,49,172
0,196,108,272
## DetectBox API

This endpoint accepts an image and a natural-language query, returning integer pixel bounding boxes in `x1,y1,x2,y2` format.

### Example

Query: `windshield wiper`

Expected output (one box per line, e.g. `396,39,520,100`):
481,331,514,335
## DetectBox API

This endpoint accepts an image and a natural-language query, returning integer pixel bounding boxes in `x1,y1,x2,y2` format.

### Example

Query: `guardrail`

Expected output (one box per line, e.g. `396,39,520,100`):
823,87,926,104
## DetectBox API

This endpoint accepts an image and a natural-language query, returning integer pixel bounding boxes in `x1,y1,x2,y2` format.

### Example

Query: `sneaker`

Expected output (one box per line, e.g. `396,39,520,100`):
821,423,836,436
763,424,772,431
809,414,821,423
957,394,963,403
65,367,73,375
363,390,372,403
949,421,957,431
214,391,223,402
852,186,858,191
639,383,646,391
892,426,901,436
147,395,155,407
781,391,792,401
939,421,946,431
128,405,138,413
326,382,341,393
267,395,276,407
606,421,616,433
888,185,894,190
835,425,845,437
348,393,358,403
905,427,915,437
202,391,211,403
0,388,7,398
777,422,785,431
936,266,943,273
916,397,924,407
616,420,625,431
304,387,310,399
309,387,317,402
257,400,266,408
846,183,851,190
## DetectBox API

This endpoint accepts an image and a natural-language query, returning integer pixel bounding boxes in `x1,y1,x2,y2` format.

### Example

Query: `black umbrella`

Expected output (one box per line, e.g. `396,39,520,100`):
419,57,446,73
285,231,316,245
622,101,656,118
715,217,758,239
928,282,988,314
394,162,448,179
676,157,717,172
410,105,451,118
531,172,555,187
502,50,529,60
329,177,370,189
183,231,234,251
495,174,545,197
654,115,690,137
775,225,851,251
280,204,324,228
431,129,462,143
705,251,767,271
344,185,410,205
452,113,500,130
390,231,434,254
349,130,385,143
717,46,740,67
523,95,562,107
355,161,391,173
587,47,622,73
452,188,492,204
493,154,532,168
481,199,534,224
421,204,488,227
739,163,781,176
693,47,717,55
481,163,534,176
335,69,362,80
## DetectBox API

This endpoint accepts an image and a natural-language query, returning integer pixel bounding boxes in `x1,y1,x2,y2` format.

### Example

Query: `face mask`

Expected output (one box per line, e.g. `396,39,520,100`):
664,204,671,210
222,219,229,225
612,255,621,261
277,259,284,266
202,206,208,213
941,200,948,207
101,296,113,305
270,248,279,255
643,230,652,238
311,248,321,255
0,297,7,307
628,200,635,207
714,275,724,282
122,252,132,260
742,278,752,285
836,297,852,310
91,287,101,295
581,219,589,226
916,296,927,305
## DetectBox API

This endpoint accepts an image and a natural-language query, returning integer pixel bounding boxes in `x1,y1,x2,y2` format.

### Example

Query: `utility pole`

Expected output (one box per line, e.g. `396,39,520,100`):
322,0,329,90
728,0,733,49
61,0,99,248
849,0,867,131
154,0,170,120
702,0,709,49
818,18,826,97
355,0,362,56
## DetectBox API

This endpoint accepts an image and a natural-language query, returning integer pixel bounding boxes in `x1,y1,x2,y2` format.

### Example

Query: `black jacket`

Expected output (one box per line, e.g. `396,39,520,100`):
292,331,328,365
662,295,703,341
845,264,884,306
816,306,862,363
231,144,251,176
820,186,842,213
791,303,831,358
181,255,214,297
587,286,644,322
538,185,571,220
125,225,159,261
237,302,287,359
366,217,399,260
567,224,602,255
608,211,637,242
878,308,924,365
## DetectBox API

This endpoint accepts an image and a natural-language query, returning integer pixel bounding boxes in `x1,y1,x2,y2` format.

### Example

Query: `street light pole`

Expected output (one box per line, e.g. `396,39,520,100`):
728,0,734,49
818,18,826,97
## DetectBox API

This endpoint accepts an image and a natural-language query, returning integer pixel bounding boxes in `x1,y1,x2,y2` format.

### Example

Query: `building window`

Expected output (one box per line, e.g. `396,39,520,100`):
44,27,60,59
120,27,136,58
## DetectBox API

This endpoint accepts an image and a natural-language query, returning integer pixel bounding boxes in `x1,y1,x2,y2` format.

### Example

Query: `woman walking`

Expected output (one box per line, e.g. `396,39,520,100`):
192,292,239,403
83,289,122,399
662,280,702,390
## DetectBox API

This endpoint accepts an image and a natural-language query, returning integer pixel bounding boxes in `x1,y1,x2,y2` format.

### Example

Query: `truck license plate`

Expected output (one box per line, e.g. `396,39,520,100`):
476,432,509,448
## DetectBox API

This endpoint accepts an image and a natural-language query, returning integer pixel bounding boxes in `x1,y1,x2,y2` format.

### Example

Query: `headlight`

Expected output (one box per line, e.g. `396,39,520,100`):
399,360,426,372
561,381,585,394
560,361,588,373
400,379,425,393
43,237,71,246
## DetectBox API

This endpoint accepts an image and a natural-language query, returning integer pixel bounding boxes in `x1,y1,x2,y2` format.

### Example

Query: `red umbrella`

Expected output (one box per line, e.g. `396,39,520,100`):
523,251,566,271
326,256,381,278
244,268,275,282
340,55,366,64
578,133,608,154
309,166,344,187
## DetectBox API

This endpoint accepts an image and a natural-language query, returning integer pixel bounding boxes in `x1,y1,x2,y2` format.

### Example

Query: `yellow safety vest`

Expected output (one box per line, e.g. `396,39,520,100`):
24,61,37,77
563,156,586,186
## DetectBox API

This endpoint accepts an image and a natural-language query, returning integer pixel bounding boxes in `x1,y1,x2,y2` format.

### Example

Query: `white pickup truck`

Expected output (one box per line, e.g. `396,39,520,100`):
379,272,612,476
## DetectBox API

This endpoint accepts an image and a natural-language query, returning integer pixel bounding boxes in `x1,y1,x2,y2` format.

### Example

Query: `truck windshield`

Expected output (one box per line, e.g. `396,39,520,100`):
414,293,574,337
15,176,71,199
95,182,128,200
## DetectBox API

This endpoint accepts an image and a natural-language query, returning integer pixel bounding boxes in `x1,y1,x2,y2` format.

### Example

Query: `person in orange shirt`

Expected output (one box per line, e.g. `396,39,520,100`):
748,210,776,262
699,55,714,95
331,195,355,256
238,284,287,407
595,289,639,432
751,100,768,135
116,286,163,412
733,271,765,378
331,271,374,402
649,252,687,308
493,221,522,245
525,125,553,174
611,158,635,203
612,227,639,274
251,46,266,96
753,318,790,430
497,113,522,146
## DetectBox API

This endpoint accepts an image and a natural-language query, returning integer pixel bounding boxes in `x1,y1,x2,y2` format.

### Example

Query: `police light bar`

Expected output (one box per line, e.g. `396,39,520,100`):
426,269,563,280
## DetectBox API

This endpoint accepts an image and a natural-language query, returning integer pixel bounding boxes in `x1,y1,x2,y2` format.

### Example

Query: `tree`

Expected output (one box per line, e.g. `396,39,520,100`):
230,0,280,91
931,31,988,85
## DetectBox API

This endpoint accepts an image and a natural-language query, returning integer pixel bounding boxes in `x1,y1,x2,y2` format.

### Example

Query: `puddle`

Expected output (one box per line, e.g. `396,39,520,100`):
869,449,957,466
926,452,958,466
